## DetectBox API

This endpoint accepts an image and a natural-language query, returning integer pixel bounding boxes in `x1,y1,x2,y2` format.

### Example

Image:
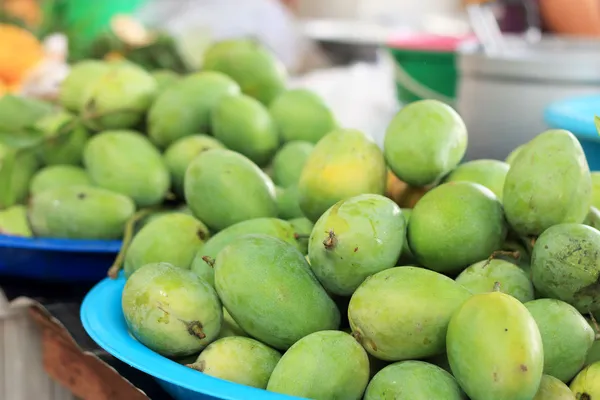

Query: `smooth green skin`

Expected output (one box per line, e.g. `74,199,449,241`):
298,129,387,222
214,234,340,350
267,330,369,400
503,129,592,236
147,72,240,149
83,130,170,207
408,182,507,274
525,299,595,383
309,194,405,296
447,291,544,400
456,259,534,303
212,94,279,167
0,205,32,237
349,266,471,361
505,144,526,165
79,62,157,130
570,362,600,399
190,337,280,389
591,172,600,210
288,217,313,255
184,149,277,231
584,206,600,230
275,185,304,219
34,111,90,166
124,213,210,279
0,144,39,208
30,165,91,197
534,375,575,400
384,99,468,186
269,89,337,144
531,223,600,314
272,141,314,187
59,60,110,112
122,262,222,357
217,308,247,339
163,134,225,197
151,69,180,94
202,38,287,105
28,185,135,239
586,320,600,366
445,159,509,201
399,208,415,263
364,361,467,400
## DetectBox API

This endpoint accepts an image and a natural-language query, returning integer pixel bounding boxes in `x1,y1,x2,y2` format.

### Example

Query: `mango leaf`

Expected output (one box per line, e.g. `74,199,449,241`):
0,95,55,134
0,126,46,150
0,149,18,209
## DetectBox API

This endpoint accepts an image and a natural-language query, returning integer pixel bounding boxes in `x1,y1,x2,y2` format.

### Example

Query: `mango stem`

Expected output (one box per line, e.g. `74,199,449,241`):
202,256,215,268
493,282,501,292
589,313,600,339
481,250,520,268
294,233,310,240
186,361,205,372
323,230,337,250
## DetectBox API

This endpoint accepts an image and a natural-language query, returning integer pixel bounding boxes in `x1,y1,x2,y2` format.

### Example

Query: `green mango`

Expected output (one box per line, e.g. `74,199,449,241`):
269,89,337,144
384,99,467,186
364,361,467,400
447,291,544,400
288,217,313,255
184,149,277,231
533,375,575,400
147,72,240,148
124,213,209,278
455,259,534,303
408,182,507,274
501,239,532,274
271,140,314,187
505,143,526,165
586,320,600,366
570,362,600,399
150,69,180,94
217,308,247,339
275,185,304,219
0,143,39,208
591,172,600,210
0,205,32,237
34,110,90,166
212,94,279,167
83,130,170,207
525,299,594,382
444,159,509,201
503,129,591,236
28,185,135,239
122,262,222,357
188,337,280,389
584,206,600,230
349,266,471,361
59,60,110,112
425,353,452,374
308,194,405,296
214,234,340,350
202,38,287,105
298,129,387,222
79,62,157,130
267,330,369,400
531,223,600,315
190,250,215,287
30,165,91,197
399,208,415,263
163,134,225,198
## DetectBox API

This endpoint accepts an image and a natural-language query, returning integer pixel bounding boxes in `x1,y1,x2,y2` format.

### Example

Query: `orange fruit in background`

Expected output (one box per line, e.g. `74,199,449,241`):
0,24,44,84
385,170,432,209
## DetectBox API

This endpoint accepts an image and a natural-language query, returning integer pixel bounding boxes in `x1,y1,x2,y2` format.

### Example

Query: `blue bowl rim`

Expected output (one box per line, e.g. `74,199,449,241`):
0,234,122,253
80,277,303,400
544,94,600,142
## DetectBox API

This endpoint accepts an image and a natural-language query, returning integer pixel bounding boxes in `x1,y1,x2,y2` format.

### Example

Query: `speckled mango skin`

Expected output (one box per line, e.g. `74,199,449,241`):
184,149,278,231
28,185,135,239
34,110,90,166
407,182,507,274
190,336,280,389
308,194,405,296
124,213,210,278
533,375,575,400
272,141,314,187
447,291,544,400
214,234,340,350
122,262,222,357
148,71,240,149
503,130,591,236
524,299,594,383
531,223,600,315
455,259,534,303
30,165,91,196
267,330,369,400
348,267,471,361
570,362,600,400
83,130,170,207
445,159,509,201
298,129,387,222
364,361,467,400
384,99,467,186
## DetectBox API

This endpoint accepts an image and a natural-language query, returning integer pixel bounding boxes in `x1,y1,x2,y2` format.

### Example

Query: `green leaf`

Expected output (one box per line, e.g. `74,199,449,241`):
0,149,18,209
0,95,55,134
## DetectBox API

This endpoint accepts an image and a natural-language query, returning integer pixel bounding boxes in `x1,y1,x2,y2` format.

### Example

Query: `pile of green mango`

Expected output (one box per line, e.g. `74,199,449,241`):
2,36,600,400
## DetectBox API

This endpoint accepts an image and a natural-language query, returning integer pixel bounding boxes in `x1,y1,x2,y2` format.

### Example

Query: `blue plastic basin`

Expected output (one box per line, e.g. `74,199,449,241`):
81,277,303,400
544,95,600,171
0,235,121,281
